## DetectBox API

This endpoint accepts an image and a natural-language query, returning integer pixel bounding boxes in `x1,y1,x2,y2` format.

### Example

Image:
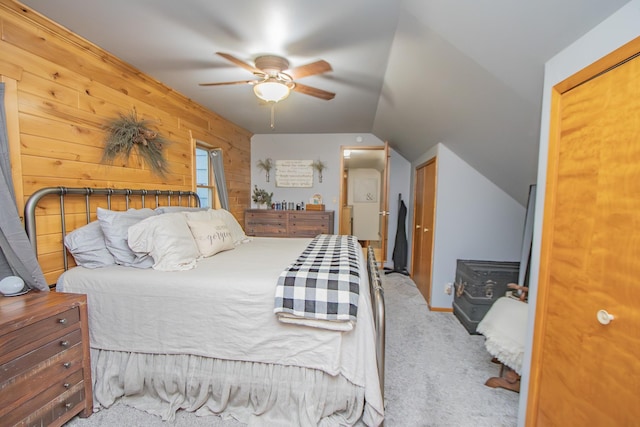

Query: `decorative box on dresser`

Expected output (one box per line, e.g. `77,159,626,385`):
0,291,92,427
245,209,335,237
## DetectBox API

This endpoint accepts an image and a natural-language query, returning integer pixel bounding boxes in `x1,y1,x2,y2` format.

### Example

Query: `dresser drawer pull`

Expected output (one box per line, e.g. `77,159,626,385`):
61,340,70,347
63,362,72,368
63,383,71,388
58,318,67,324
64,402,72,409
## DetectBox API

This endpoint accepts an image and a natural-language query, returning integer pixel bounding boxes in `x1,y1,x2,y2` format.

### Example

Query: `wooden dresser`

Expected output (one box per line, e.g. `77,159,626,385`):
0,291,93,427
245,209,335,237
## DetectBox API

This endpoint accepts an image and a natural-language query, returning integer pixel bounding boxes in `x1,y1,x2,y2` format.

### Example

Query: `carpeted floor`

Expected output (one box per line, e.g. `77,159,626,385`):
64,273,519,427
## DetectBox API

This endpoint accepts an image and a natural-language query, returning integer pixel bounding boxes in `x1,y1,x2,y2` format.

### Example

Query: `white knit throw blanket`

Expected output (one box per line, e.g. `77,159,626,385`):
476,297,528,374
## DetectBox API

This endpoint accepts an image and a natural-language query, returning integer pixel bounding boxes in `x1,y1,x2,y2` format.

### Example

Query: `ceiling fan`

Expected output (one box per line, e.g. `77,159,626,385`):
199,52,335,102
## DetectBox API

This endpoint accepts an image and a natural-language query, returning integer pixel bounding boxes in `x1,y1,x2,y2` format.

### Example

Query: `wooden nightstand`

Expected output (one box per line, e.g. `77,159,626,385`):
0,291,93,426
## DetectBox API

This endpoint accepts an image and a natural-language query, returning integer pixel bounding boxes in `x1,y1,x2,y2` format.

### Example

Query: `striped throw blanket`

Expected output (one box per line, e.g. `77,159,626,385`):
274,234,360,331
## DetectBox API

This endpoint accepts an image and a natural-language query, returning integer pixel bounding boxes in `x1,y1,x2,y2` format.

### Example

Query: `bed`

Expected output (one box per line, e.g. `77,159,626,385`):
24,187,385,426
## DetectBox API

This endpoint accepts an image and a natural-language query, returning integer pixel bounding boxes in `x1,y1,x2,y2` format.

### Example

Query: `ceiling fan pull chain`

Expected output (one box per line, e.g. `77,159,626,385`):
270,103,275,129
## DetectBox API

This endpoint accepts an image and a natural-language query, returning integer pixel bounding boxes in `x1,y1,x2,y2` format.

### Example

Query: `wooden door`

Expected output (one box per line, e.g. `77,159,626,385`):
378,142,390,266
412,158,436,306
527,38,640,426
339,144,390,265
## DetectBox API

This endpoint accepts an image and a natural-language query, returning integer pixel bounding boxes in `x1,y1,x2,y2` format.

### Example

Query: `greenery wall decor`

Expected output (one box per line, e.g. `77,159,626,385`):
256,158,273,182
101,110,170,177
312,159,327,183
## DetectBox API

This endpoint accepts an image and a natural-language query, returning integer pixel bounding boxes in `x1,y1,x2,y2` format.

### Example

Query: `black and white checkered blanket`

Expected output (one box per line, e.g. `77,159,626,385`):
274,234,360,326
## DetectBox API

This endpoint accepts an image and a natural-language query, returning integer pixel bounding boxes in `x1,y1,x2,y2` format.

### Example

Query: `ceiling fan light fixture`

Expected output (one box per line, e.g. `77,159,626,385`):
253,79,291,102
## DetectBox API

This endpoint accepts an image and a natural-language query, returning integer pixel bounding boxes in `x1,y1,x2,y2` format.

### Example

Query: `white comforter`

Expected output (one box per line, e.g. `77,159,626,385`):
57,237,383,425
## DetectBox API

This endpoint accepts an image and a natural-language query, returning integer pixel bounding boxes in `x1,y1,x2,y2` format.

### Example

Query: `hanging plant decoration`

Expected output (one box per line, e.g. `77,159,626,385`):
256,158,273,182
312,159,327,183
101,110,170,177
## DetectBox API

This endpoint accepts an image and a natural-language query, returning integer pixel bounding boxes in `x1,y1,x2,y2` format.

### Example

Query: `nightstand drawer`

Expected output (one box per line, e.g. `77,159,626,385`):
0,306,80,361
0,344,84,411
5,380,85,427
1,328,82,383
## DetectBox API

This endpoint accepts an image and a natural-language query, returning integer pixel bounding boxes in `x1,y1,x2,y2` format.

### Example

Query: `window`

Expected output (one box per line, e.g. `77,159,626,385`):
195,146,220,208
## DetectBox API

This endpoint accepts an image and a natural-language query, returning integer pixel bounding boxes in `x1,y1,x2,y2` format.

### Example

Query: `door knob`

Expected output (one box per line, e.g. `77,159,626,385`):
597,310,614,325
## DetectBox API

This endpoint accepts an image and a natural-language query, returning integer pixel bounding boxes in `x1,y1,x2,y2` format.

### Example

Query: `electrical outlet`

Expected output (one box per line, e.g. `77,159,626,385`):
444,282,453,295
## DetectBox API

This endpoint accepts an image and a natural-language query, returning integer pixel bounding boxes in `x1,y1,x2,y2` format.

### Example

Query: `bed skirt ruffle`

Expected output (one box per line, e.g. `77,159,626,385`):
90,348,370,426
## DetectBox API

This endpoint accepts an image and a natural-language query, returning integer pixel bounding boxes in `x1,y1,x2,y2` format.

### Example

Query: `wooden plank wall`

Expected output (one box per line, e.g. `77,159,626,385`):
0,1,252,284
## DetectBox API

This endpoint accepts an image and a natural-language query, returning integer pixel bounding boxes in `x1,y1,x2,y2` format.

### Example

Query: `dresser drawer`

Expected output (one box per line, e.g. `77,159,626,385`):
289,227,329,237
246,224,288,237
0,342,84,411
1,328,82,383
5,380,85,427
246,217,286,226
289,212,332,222
246,211,285,222
0,306,80,362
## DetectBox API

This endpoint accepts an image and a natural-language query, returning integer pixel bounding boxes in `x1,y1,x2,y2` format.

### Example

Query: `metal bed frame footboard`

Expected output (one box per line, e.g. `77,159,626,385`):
24,186,200,271
367,245,386,405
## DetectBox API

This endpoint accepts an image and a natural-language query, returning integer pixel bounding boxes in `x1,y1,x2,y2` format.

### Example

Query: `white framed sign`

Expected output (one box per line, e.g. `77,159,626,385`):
275,160,313,187
354,177,379,203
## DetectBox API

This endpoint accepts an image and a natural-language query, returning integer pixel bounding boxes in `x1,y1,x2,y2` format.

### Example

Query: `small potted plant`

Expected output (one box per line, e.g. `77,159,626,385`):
252,185,273,209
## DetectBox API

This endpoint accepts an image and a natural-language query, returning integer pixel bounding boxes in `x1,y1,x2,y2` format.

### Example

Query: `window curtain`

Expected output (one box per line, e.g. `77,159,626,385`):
0,83,49,291
209,148,229,211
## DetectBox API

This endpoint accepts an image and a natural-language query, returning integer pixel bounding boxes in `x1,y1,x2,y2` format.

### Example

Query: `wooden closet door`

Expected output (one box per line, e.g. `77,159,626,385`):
528,40,640,426
412,159,436,306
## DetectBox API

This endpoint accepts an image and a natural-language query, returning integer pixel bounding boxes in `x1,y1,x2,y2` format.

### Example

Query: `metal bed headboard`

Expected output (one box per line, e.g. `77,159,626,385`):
24,186,200,271
367,245,386,405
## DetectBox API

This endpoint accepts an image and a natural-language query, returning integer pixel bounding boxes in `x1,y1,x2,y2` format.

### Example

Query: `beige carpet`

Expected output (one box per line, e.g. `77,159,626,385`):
64,273,519,427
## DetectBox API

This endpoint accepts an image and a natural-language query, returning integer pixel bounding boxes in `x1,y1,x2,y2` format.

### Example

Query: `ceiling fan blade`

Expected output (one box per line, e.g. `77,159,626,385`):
292,83,335,100
216,52,263,75
285,60,332,80
199,80,256,87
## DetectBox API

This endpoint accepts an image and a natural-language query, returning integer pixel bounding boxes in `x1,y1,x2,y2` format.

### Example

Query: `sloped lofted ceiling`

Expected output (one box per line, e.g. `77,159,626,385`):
19,0,631,205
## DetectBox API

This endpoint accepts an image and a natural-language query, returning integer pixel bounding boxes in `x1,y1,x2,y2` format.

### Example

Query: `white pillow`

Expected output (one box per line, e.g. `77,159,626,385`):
183,210,210,222
154,206,207,214
97,207,156,268
184,209,248,245
64,221,116,268
128,213,200,271
209,209,249,244
186,218,235,257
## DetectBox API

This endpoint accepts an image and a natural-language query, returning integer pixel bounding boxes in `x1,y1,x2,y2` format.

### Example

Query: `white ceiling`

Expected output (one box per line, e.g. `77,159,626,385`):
20,0,630,205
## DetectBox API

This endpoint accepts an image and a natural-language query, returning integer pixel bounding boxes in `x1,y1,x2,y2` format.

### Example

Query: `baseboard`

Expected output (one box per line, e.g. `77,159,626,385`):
429,306,454,313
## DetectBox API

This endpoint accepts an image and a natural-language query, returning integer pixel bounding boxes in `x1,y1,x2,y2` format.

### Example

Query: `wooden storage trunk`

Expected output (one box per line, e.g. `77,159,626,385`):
306,204,325,211
452,259,519,334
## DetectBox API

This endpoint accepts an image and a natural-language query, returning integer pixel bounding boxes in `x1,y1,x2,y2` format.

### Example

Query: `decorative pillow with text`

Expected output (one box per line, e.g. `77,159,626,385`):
187,218,235,257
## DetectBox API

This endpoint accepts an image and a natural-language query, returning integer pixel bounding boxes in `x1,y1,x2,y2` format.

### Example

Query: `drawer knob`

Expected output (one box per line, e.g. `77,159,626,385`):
58,318,67,324
63,383,70,388
63,362,72,368
64,402,72,409
61,340,70,347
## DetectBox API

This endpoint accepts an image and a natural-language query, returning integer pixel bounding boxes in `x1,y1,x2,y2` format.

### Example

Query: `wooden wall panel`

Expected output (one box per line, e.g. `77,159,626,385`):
0,1,252,285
